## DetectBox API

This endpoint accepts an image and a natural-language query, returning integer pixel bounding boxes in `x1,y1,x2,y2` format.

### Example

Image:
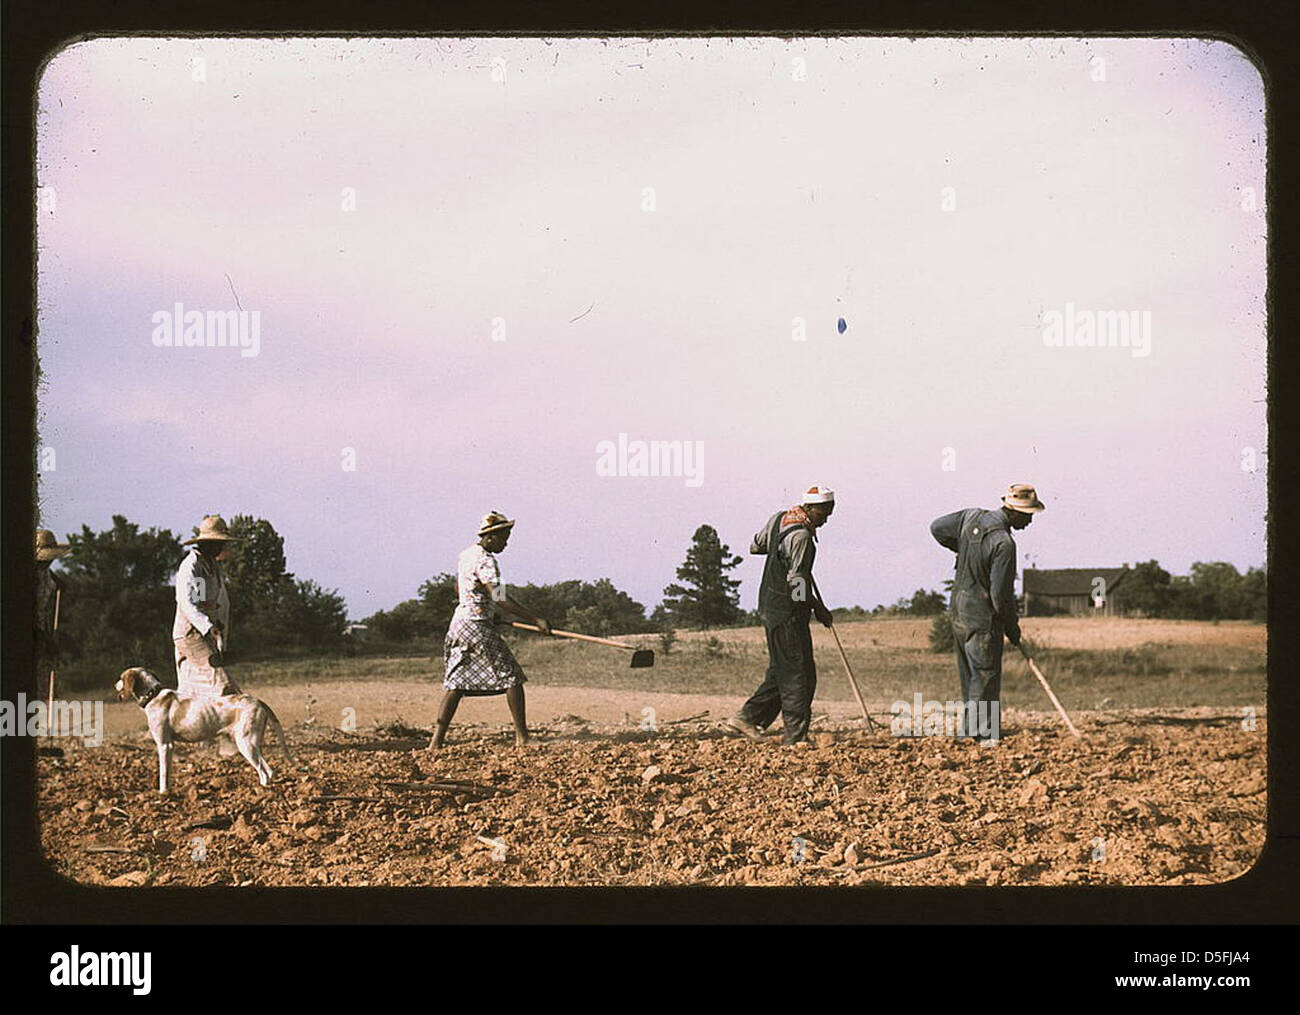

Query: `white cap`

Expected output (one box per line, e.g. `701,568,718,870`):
801,484,835,504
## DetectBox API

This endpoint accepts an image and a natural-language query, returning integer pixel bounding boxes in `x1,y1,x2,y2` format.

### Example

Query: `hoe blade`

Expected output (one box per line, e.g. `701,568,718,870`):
630,649,655,669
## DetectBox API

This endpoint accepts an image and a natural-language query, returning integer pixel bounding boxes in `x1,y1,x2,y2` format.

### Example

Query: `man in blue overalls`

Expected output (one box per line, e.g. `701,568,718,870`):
930,484,1045,741
723,484,836,746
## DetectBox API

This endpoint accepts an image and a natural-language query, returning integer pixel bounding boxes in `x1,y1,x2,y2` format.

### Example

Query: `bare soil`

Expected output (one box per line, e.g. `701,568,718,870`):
38,684,1264,887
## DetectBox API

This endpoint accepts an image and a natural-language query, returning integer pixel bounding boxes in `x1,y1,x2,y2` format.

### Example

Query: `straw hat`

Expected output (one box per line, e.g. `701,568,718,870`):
182,515,242,545
35,529,71,561
1001,484,1045,514
801,484,835,505
478,511,515,536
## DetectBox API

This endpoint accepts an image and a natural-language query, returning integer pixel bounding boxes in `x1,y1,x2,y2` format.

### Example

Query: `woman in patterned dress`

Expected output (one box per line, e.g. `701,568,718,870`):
430,511,551,750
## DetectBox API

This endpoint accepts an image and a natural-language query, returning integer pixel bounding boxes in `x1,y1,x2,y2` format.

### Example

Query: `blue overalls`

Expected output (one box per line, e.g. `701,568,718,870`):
739,510,818,744
931,508,1020,737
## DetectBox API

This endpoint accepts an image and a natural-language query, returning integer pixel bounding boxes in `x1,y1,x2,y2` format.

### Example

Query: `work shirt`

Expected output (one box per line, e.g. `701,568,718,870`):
752,508,817,623
35,566,63,672
36,566,62,632
454,543,503,623
930,508,1020,636
172,547,230,640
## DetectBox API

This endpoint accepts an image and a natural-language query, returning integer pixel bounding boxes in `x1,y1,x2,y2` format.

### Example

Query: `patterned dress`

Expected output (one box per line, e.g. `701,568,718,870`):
442,544,527,696
172,548,240,698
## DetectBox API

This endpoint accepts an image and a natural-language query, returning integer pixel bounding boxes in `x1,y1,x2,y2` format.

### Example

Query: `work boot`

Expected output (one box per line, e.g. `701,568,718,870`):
781,715,813,746
720,715,766,742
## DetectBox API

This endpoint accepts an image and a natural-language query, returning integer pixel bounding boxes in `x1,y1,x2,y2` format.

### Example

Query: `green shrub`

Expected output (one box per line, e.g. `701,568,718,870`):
928,613,954,653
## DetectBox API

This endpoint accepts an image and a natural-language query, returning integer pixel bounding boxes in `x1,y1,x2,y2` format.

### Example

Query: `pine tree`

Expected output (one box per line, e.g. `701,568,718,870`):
660,525,743,628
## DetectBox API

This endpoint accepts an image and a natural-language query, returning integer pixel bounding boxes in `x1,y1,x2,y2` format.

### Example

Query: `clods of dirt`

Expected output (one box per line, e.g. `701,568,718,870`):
37,712,1265,887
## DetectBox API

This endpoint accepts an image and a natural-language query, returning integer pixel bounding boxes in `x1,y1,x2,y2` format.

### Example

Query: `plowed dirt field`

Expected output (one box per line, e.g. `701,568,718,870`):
38,690,1264,888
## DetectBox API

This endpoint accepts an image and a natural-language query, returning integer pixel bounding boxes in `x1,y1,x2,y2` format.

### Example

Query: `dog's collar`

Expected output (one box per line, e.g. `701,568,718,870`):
137,684,164,707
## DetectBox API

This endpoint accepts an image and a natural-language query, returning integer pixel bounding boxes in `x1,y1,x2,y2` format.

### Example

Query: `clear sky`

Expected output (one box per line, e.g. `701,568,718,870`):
35,36,1267,618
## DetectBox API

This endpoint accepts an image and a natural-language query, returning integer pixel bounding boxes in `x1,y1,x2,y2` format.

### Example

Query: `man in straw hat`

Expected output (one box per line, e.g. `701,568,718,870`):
35,529,72,693
173,514,242,698
722,484,837,746
430,511,551,750
930,484,1046,741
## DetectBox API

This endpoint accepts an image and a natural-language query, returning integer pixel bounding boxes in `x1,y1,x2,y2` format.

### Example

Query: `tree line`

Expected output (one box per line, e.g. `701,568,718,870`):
1107,560,1266,621
928,560,1267,653
362,525,753,643
41,515,1265,688
49,514,347,687
363,576,661,644
45,520,765,680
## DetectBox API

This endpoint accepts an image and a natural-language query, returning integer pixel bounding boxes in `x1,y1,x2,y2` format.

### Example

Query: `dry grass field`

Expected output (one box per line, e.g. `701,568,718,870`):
679,616,1265,652
222,616,1264,712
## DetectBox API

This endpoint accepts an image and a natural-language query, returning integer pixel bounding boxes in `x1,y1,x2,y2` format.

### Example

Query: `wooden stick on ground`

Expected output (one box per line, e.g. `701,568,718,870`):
835,847,943,873
382,780,512,797
661,711,710,726
310,795,381,803
859,847,942,870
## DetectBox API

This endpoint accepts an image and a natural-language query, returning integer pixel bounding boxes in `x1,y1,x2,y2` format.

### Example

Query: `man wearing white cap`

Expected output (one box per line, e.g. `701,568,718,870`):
930,484,1046,741
723,485,836,746
430,511,551,750
173,514,241,698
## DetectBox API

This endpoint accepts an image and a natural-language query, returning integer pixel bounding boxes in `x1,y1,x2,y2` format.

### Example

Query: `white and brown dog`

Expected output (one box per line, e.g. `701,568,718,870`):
116,667,293,794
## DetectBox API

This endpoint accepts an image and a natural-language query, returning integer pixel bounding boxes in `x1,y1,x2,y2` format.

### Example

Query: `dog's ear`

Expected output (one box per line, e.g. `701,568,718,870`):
116,668,138,700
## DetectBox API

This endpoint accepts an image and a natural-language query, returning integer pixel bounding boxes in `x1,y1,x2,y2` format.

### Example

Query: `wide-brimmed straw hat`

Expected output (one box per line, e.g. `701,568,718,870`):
801,484,835,505
1001,484,1045,514
478,511,516,537
182,515,242,545
35,529,72,561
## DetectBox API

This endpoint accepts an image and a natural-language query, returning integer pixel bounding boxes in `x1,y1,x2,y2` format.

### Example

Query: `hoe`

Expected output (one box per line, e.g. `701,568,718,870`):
510,621,655,668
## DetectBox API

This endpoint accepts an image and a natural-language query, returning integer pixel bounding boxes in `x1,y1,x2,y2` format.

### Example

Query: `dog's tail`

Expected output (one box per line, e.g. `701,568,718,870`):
264,705,296,763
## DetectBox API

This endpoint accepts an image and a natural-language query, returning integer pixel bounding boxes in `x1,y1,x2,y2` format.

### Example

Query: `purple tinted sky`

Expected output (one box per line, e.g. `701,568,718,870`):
36,37,1266,618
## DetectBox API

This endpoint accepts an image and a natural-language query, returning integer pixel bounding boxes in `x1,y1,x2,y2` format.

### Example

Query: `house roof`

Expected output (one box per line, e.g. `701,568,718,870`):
1023,567,1130,596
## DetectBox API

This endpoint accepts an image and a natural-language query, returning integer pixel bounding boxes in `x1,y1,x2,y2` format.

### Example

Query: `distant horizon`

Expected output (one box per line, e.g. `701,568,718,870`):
41,505,1264,623
36,36,1267,619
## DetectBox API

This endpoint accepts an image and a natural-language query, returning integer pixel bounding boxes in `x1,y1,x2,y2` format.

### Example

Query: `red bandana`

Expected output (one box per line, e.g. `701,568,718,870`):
781,505,814,529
